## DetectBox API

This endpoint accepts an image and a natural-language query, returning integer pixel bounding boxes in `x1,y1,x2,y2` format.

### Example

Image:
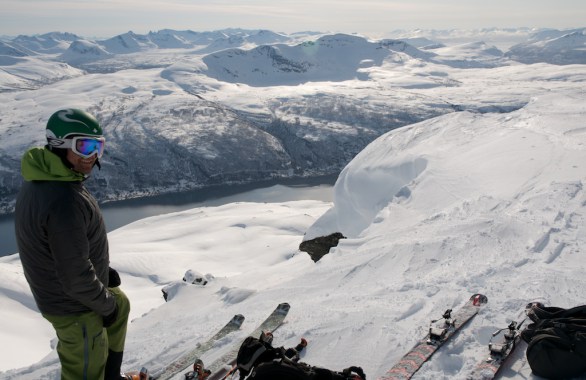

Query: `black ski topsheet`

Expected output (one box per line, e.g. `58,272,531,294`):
150,314,245,380
379,294,488,380
207,302,291,380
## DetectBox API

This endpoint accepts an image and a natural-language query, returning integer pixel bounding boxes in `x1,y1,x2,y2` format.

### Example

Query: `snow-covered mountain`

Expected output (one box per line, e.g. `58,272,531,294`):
58,39,113,64
0,54,83,92
98,31,160,54
200,34,433,86
0,27,584,216
388,27,539,50
0,41,31,57
396,36,445,50
248,30,292,44
507,28,586,65
1,29,298,61
430,41,505,68
2,27,581,66
10,32,80,54
0,90,584,379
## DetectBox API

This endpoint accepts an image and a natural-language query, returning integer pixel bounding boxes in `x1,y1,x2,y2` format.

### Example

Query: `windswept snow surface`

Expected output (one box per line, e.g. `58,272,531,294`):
1,91,585,379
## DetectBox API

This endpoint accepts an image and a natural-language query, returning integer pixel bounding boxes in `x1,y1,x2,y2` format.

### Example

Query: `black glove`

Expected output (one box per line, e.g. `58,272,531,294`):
341,366,366,380
103,303,119,328
108,267,121,288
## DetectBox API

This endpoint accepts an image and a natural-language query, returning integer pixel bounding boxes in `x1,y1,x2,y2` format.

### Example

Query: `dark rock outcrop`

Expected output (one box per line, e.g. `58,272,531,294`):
299,232,346,262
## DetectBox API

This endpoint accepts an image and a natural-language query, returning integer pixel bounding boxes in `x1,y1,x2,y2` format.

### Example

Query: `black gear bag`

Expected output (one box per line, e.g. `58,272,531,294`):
236,333,366,380
522,304,586,380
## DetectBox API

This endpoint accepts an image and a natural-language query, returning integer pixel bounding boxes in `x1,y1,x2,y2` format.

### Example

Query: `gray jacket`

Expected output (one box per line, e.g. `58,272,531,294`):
15,147,116,317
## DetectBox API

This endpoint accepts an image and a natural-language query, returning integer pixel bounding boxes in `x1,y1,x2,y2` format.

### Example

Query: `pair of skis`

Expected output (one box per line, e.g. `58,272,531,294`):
379,294,536,380
206,303,291,380
143,295,531,380
148,302,290,380
379,293,488,380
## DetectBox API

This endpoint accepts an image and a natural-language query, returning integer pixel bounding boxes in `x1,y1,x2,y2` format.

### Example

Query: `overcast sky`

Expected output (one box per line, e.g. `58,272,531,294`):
2,0,585,38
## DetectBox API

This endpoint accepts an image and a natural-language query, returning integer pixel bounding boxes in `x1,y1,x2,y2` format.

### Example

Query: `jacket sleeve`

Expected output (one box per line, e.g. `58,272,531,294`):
46,197,116,317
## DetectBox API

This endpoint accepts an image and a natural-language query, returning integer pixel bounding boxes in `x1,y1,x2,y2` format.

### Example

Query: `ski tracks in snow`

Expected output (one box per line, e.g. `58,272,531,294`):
528,181,584,264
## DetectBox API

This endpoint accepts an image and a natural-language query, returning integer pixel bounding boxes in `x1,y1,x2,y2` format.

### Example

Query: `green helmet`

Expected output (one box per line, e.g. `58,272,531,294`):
46,109,103,148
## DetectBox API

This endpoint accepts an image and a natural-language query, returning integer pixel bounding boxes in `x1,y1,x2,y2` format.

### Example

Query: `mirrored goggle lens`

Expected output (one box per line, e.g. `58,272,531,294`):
74,138,105,158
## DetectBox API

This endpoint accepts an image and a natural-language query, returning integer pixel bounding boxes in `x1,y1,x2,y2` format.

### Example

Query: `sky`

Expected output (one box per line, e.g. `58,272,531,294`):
1,0,585,38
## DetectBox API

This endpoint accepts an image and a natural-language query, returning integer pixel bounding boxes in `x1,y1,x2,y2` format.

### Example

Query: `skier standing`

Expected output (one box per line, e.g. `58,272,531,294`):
15,109,131,380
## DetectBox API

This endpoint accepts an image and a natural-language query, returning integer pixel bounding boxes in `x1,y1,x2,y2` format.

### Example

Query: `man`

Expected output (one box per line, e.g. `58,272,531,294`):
15,109,130,380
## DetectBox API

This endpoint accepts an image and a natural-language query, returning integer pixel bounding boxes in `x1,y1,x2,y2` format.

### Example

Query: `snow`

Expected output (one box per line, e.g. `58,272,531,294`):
1,89,585,379
0,26,585,380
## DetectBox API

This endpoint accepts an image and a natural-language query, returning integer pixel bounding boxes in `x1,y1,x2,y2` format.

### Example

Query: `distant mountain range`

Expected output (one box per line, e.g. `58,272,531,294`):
1,27,584,66
0,27,584,214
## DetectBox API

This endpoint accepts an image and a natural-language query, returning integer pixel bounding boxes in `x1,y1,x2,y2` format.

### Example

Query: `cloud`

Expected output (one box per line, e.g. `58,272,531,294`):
1,0,584,37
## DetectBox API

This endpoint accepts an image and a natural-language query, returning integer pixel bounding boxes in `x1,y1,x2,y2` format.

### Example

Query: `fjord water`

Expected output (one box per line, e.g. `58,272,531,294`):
0,176,335,257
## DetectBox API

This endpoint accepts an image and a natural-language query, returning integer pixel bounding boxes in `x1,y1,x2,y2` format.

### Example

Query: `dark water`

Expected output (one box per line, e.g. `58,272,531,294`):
0,175,336,257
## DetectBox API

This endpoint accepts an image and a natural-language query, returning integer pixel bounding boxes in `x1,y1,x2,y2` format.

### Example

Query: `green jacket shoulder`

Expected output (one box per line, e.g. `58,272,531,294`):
21,147,85,182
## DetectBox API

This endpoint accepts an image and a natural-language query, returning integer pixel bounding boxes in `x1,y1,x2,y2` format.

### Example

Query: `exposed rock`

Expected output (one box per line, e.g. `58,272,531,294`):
299,232,346,262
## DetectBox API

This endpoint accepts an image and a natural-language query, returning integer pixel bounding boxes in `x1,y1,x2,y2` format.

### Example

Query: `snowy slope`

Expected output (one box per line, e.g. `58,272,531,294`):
0,55,84,92
507,28,586,65
431,41,506,68
58,39,113,64
10,32,80,54
0,89,584,379
98,32,160,54
0,41,31,57
388,28,538,51
200,34,433,86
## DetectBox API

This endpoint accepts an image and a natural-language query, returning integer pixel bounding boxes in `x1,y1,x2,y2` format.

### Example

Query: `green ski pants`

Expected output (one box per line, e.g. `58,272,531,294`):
42,287,131,380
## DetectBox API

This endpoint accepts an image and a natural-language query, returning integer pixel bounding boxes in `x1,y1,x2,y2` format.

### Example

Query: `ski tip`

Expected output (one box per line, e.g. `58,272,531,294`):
471,293,488,306
277,303,291,312
230,314,246,327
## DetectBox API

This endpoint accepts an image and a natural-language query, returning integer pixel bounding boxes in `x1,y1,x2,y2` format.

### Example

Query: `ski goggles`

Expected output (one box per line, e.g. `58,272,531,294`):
62,136,106,158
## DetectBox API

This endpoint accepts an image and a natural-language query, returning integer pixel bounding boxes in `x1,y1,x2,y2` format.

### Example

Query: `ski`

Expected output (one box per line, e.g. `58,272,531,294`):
466,320,525,380
466,302,542,380
150,313,245,380
379,293,488,380
206,302,291,380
